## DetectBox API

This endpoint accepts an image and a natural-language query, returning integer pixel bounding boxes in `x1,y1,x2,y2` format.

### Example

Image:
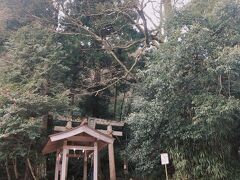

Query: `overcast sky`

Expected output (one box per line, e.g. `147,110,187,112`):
144,0,191,28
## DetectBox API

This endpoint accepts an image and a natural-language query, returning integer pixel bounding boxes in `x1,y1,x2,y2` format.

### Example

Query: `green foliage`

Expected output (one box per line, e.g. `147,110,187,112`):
0,116,41,158
0,23,70,176
4,25,70,92
0,0,137,178
127,0,240,179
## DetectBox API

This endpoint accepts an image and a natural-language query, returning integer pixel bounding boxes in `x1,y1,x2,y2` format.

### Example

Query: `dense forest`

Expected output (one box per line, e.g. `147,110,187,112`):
0,0,240,179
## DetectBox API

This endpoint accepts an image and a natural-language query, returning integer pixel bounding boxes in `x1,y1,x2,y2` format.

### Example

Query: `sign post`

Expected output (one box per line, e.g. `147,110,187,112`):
164,164,168,180
161,153,169,180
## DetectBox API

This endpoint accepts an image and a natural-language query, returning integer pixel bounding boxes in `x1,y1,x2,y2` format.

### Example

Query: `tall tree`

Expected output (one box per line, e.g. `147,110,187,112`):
127,0,240,179
27,0,168,92
0,23,71,178
0,0,144,178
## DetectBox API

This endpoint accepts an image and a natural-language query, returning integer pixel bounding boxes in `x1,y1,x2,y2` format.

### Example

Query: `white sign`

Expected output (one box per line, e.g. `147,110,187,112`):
161,153,169,165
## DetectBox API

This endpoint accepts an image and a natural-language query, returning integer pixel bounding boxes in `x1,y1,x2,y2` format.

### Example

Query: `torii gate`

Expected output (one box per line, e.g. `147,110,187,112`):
43,117,124,180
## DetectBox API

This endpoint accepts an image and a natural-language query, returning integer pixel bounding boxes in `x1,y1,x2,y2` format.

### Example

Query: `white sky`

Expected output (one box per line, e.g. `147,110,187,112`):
144,0,191,29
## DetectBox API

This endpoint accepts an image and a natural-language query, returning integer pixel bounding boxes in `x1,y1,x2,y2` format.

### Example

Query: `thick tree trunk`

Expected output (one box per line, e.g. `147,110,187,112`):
159,0,164,41
163,0,172,18
159,0,173,42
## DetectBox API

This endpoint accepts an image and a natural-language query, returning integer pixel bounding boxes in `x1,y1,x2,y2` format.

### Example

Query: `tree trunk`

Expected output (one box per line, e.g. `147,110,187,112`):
40,78,49,179
24,162,30,180
123,158,129,177
12,157,19,179
5,158,11,180
163,0,172,18
119,92,126,121
159,0,164,41
113,85,118,119
160,0,172,41
27,158,37,180
41,113,49,129
35,153,46,179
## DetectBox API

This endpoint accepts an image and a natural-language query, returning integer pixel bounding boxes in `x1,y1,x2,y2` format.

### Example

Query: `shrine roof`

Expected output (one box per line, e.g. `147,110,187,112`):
42,124,114,155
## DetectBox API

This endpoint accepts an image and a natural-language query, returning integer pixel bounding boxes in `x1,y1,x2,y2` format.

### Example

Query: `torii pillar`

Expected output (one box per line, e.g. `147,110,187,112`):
83,151,88,180
54,150,61,180
61,141,68,180
108,125,116,180
94,142,98,180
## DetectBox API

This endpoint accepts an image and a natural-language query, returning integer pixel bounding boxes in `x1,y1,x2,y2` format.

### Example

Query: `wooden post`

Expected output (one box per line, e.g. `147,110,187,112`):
83,151,88,180
94,142,98,180
55,150,60,180
61,142,68,180
107,125,116,180
65,149,69,178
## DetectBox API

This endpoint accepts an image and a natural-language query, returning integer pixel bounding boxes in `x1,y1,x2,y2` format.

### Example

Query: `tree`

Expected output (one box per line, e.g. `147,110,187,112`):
0,0,144,178
127,0,240,179
26,0,172,93
0,23,71,179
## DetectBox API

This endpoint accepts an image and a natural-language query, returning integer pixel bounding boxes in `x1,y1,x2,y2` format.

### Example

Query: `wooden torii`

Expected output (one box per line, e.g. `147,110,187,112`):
43,116,124,180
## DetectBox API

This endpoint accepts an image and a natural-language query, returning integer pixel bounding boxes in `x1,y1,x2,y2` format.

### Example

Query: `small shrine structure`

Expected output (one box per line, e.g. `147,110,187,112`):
42,117,124,180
